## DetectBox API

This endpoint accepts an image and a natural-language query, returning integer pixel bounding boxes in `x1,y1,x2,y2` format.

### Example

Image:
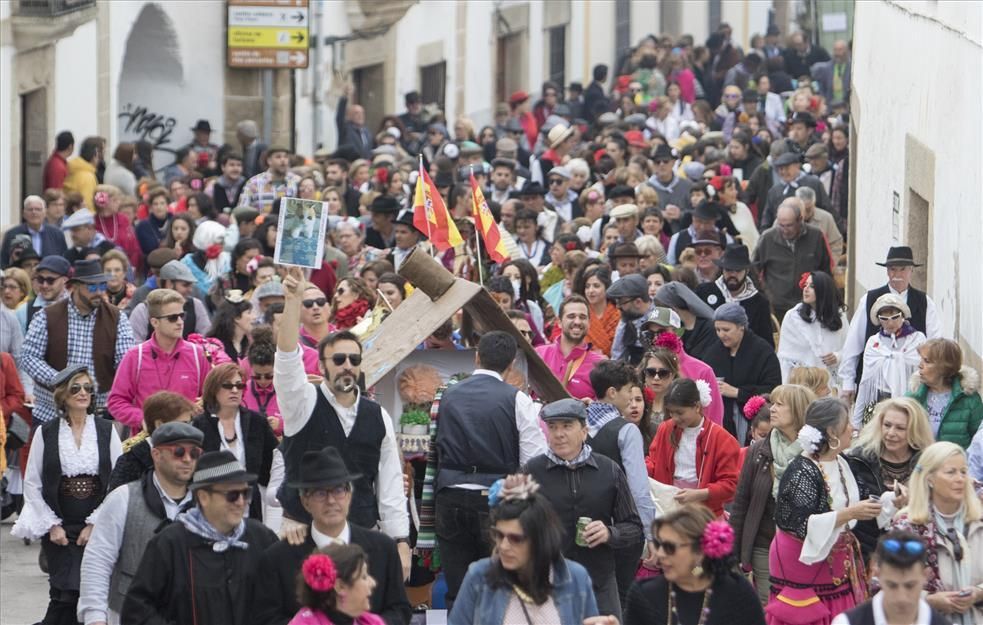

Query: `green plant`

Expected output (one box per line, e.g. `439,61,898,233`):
400,409,431,426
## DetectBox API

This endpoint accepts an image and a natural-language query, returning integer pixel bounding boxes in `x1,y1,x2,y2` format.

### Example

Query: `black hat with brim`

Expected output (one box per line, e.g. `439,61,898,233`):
70,259,109,284
875,246,923,267
370,195,401,214
190,450,257,490
288,447,362,490
714,243,754,270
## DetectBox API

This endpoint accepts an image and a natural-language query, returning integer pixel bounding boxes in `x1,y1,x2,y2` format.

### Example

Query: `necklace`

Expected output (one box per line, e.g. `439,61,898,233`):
815,455,853,586
223,432,238,443
667,581,713,625
97,213,118,241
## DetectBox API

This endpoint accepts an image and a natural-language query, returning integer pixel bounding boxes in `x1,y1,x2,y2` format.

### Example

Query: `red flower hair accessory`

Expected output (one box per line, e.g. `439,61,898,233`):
245,255,264,275
701,520,734,560
798,272,811,290
302,554,338,593
205,243,223,260
653,330,683,354
593,148,608,163
564,241,577,251
743,395,767,421
719,163,732,176
93,191,110,209
190,178,203,191
708,176,725,192
643,387,655,405
375,167,389,186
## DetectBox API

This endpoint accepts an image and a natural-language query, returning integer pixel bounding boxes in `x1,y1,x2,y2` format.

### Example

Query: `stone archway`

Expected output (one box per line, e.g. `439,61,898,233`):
117,3,184,174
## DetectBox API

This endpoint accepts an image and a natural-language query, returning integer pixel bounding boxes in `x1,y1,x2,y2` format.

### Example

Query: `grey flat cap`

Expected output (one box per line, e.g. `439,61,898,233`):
606,274,649,300
255,280,285,299
159,260,197,283
541,398,588,422
52,364,89,389
151,421,204,447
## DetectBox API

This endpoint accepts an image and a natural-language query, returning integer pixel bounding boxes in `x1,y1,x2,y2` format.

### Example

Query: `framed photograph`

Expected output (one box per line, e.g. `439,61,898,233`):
274,197,327,268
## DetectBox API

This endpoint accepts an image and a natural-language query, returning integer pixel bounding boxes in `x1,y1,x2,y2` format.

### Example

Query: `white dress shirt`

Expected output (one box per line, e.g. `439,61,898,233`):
311,522,351,548
274,346,409,538
830,592,933,625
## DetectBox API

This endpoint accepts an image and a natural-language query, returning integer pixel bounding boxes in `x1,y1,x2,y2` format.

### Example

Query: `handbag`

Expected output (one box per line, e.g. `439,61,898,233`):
764,586,830,625
4,413,30,451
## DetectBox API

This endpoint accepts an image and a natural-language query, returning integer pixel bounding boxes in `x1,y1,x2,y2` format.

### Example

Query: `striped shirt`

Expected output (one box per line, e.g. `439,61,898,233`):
237,170,301,214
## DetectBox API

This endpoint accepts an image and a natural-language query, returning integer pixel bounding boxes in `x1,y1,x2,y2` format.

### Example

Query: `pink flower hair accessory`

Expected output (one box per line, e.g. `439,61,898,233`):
302,554,338,593
701,520,734,560
742,395,768,421
653,330,683,354
93,191,110,208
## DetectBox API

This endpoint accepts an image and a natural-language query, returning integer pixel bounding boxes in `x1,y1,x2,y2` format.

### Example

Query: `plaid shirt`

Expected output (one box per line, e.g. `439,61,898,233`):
237,170,301,214
20,298,135,424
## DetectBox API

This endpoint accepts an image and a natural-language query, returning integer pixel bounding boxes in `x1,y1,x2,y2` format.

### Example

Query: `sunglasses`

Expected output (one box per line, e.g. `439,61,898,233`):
208,487,253,504
303,297,327,308
489,528,528,546
252,372,274,381
70,383,95,396
548,179,565,186
652,538,696,556
221,382,246,391
155,312,186,323
330,353,362,367
944,527,964,562
305,485,351,500
881,538,925,557
644,368,673,380
86,283,108,293
33,275,62,285
159,444,202,460
654,158,672,165
877,313,904,322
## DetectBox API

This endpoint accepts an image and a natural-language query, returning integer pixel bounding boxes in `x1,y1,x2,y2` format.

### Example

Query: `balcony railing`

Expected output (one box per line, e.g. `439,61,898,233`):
16,0,96,17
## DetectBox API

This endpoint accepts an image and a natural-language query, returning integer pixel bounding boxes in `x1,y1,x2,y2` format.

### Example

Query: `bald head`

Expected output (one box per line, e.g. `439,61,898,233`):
347,104,365,127
833,40,849,63
776,198,803,240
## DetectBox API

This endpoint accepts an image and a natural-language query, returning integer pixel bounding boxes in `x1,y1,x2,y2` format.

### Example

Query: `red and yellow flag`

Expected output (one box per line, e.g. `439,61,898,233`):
413,160,462,252
469,171,510,264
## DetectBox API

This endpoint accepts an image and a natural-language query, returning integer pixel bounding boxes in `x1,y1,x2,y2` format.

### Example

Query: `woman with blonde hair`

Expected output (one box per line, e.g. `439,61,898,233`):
788,366,832,397
892,442,983,623
730,383,816,603
846,397,935,560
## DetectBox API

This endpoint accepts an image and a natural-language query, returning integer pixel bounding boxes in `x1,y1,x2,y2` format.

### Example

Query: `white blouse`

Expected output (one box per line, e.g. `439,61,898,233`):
673,421,704,488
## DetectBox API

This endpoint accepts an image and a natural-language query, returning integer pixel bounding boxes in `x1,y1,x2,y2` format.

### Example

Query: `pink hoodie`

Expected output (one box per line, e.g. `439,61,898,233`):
107,334,212,429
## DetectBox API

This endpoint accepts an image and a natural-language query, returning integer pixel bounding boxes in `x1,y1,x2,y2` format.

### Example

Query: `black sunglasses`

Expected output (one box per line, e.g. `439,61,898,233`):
548,178,565,186
644,367,673,380
221,382,246,391
330,353,362,367
944,527,964,562
208,487,253,504
155,312,186,323
159,443,202,460
302,297,327,308
252,372,274,381
652,538,697,556
70,383,95,396
489,528,528,546
654,158,673,165
33,275,62,285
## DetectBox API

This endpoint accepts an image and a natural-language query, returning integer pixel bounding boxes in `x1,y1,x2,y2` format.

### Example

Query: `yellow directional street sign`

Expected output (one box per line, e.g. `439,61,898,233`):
228,27,308,49
227,0,309,68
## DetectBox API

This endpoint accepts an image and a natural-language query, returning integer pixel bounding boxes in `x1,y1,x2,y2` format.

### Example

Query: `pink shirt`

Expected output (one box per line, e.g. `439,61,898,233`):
535,339,605,400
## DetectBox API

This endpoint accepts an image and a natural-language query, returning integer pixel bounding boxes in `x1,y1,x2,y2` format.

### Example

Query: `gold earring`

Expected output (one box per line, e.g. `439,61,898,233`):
692,564,704,577
829,435,841,450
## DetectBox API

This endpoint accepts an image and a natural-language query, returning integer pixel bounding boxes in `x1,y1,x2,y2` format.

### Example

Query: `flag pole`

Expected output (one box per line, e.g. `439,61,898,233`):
470,166,484,287
418,154,434,256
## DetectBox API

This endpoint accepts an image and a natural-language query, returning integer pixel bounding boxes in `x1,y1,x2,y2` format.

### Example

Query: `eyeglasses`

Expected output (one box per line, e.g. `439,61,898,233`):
724,94,741,100
877,313,904,322
652,538,696,556
69,383,95,396
2,282,20,291
881,538,925,557
489,528,528,546
155,312,186,323
159,444,202,460
220,382,246,391
944,527,964,562
303,297,327,308
548,178,565,186
330,353,362,367
208,487,253,504
86,283,108,293
693,247,718,256
644,367,673,380
252,372,274,381
305,485,351,501
32,275,61,285
654,158,672,165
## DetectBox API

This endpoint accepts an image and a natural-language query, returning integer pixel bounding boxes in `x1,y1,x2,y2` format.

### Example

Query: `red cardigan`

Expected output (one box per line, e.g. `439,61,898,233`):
647,418,740,517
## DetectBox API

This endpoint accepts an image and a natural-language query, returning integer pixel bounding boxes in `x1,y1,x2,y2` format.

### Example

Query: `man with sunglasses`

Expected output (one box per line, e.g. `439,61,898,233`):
121,450,277,625
21,259,135,425
275,266,410,579
254,447,412,625
127,260,211,342
78,422,204,625
108,288,212,431
832,531,950,625
19,255,70,331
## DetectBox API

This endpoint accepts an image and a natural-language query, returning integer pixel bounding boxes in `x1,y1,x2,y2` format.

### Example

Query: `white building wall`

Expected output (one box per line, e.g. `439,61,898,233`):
851,0,983,362
1,0,14,228
53,20,99,143
721,0,774,49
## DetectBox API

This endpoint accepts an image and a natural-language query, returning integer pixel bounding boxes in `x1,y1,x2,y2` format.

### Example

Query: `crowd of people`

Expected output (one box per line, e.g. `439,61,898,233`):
1,23,982,625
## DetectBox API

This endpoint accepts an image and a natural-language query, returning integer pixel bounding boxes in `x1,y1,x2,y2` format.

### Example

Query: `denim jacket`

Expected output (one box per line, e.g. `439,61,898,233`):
448,556,598,625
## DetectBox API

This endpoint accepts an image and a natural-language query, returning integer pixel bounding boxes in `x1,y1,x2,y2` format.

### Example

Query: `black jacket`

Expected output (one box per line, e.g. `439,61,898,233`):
844,447,921,560
761,174,831,230
251,525,412,625
702,331,782,443
694,282,775,348
193,409,278,519
121,519,277,625
108,438,154,492
1,223,68,267
682,317,719,363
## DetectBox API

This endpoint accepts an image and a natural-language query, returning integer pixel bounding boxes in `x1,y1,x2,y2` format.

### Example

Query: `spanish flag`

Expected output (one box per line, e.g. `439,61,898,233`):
469,171,510,264
413,159,462,252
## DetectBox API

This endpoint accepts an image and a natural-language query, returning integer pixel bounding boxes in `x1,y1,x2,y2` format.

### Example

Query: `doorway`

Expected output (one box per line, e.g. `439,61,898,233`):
352,63,385,136
21,88,47,198
906,190,930,292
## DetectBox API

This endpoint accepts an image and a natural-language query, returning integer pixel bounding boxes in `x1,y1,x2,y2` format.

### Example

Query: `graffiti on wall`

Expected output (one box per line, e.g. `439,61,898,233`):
118,102,178,156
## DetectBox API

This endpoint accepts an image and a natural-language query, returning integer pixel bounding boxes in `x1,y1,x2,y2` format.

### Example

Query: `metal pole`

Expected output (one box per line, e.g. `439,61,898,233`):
311,2,322,149
262,69,273,145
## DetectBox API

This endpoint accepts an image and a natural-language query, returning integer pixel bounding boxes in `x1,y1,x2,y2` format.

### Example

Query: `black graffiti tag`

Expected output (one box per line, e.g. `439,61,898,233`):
118,103,177,154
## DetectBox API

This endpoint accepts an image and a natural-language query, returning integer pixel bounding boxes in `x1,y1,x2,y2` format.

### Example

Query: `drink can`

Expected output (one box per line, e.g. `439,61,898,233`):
575,517,591,547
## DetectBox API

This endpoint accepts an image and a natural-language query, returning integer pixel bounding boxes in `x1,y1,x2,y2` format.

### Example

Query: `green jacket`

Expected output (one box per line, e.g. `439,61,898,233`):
908,367,982,449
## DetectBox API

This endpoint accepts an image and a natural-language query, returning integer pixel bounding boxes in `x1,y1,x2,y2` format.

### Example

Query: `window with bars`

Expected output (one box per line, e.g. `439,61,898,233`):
548,26,566,89
16,0,95,16
420,61,446,111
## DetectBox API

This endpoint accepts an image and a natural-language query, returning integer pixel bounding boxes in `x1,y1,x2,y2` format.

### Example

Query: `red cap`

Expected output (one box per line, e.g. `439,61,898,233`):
509,90,529,105
624,130,647,148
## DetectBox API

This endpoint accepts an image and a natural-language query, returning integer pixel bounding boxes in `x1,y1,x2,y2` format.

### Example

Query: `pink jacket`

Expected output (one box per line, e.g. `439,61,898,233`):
535,340,605,400
288,608,385,625
107,335,212,429
679,351,724,425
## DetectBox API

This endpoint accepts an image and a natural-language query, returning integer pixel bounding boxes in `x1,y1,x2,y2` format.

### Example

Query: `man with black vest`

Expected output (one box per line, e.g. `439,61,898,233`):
524,398,643,621
433,330,547,611
274,266,410,578
695,243,774,347
586,360,656,608
838,246,941,404
78,421,203,625
665,200,733,265
253,447,411,625
20,259,135,425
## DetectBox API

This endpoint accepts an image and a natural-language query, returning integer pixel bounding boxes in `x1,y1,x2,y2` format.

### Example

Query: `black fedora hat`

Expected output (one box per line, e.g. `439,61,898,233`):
370,195,400,215
190,450,257,490
70,259,108,284
875,246,922,267
520,180,547,196
714,243,754,270
191,119,213,133
288,447,362,490
394,209,426,238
